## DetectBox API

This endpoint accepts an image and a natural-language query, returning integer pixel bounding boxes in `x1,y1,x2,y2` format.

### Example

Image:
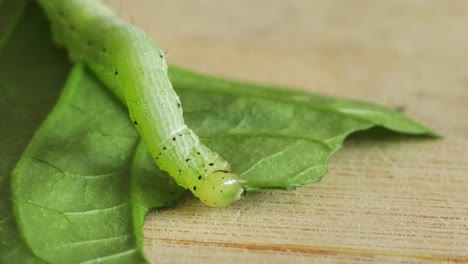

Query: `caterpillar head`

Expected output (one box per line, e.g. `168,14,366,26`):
196,171,245,207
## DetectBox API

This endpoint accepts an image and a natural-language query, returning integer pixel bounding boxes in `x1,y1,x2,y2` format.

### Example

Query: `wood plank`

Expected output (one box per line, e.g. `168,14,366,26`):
106,1,468,263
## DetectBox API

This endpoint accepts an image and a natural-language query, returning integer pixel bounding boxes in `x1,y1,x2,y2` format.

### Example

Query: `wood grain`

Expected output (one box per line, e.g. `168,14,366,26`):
106,1,468,263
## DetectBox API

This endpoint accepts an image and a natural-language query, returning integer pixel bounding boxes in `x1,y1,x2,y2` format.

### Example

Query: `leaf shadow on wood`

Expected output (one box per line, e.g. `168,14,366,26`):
346,126,440,143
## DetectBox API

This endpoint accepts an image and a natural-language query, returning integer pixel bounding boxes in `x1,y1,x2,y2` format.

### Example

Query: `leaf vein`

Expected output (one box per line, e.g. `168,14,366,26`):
77,249,138,264
240,146,292,177
20,201,72,224
203,132,333,151
63,202,128,216
30,156,121,180
51,235,131,250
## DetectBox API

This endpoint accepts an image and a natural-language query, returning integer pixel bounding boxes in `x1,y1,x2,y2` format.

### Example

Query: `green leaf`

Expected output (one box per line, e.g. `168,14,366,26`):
12,64,184,263
167,67,436,190
1,0,436,263
1,2,183,263
12,65,143,263
0,1,70,262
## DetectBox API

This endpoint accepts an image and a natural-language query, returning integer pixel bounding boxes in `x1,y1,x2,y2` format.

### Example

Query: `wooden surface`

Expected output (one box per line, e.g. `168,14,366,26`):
106,1,468,263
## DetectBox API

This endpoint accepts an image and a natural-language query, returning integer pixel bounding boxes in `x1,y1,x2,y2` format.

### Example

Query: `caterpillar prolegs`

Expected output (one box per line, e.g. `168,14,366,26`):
37,0,244,207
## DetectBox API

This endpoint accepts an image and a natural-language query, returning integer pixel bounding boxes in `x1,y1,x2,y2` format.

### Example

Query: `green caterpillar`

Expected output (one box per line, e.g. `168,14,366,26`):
37,0,244,207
